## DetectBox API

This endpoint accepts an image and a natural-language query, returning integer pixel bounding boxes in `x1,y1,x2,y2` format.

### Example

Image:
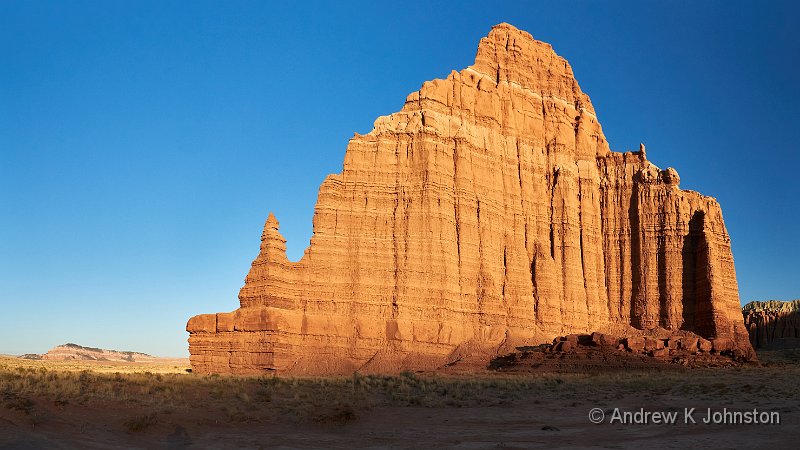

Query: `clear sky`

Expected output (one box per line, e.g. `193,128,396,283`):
1,1,798,357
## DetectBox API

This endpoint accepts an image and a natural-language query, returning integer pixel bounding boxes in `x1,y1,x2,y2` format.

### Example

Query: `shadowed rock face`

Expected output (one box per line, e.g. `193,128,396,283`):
743,301,800,349
187,23,755,374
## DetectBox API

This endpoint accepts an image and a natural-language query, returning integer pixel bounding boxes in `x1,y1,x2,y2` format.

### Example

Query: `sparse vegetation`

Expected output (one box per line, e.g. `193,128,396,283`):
123,412,158,432
0,355,798,446
2,355,799,427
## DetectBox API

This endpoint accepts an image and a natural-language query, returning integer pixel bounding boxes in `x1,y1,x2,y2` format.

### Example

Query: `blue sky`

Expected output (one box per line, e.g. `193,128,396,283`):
1,1,798,356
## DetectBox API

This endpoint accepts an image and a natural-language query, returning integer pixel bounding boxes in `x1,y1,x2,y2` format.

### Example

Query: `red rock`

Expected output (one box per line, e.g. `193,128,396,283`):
666,337,680,350
186,23,756,375
712,338,735,353
186,314,216,333
742,300,800,348
644,337,664,352
601,334,621,348
624,337,646,353
651,348,669,358
698,338,713,352
680,337,699,353
555,341,574,352
589,332,620,347
38,344,159,363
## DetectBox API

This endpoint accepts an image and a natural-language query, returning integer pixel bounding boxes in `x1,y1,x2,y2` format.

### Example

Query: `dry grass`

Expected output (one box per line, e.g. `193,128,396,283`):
1,355,799,427
1,355,189,374
2,354,799,448
123,412,159,432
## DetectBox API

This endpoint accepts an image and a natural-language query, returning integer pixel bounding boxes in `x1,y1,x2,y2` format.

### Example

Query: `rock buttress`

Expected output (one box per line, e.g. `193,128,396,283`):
187,23,755,374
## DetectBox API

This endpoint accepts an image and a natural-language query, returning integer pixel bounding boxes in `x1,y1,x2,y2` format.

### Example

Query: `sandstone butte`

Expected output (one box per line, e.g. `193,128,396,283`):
20,343,159,363
743,300,800,349
187,23,756,374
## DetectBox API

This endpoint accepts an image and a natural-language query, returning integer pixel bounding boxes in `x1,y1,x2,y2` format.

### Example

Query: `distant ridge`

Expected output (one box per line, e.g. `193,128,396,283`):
20,343,159,362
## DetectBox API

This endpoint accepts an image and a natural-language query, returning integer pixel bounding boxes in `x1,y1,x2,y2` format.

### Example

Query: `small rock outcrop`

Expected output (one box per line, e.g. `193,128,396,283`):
743,300,800,349
187,23,755,374
490,331,752,373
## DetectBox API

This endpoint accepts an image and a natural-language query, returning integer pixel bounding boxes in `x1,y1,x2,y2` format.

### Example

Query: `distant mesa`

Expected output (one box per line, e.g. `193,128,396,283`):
187,23,755,375
743,300,800,349
20,343,159,363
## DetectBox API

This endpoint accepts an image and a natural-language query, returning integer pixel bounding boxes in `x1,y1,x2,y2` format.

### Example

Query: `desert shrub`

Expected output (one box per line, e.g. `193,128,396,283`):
123,412,158,432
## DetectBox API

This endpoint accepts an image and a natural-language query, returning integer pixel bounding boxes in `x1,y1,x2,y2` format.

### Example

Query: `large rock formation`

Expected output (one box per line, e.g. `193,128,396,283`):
187,23,755,374
743,300,800,349
21,343,159,362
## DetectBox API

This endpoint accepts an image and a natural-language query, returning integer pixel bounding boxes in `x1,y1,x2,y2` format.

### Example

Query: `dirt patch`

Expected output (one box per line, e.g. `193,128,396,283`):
0,353,797,447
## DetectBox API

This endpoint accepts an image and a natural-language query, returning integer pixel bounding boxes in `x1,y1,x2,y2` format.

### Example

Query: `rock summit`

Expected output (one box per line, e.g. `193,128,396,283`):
188,23,755,374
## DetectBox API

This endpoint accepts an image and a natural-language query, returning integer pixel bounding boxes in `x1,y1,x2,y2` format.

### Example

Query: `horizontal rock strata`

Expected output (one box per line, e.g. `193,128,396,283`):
26,343,159,362
187,23,755,374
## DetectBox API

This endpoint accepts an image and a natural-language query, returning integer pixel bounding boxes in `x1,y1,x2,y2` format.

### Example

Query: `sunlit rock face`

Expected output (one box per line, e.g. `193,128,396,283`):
187,23,754,374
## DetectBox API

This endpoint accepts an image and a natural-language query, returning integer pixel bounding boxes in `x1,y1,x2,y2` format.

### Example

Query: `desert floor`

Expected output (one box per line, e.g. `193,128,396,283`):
1,350,798,449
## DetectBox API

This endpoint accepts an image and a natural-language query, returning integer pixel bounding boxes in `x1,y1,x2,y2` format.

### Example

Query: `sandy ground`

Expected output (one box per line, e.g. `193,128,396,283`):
1,351,798,449
0,355,191,375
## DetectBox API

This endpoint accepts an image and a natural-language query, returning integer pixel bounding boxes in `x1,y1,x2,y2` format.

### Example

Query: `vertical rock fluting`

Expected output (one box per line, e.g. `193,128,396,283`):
187,23,755,374
743,301,800,348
